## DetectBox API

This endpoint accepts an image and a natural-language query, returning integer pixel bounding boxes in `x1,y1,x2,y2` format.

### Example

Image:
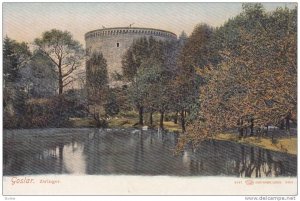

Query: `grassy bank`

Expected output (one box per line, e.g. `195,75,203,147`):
69,116,296,155
214,133,297,155
69,117,96,128
107,112,182,132
69,111,182,132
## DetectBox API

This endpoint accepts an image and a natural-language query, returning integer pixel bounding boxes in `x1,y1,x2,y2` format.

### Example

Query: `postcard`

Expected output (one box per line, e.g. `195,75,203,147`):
2,2,297,196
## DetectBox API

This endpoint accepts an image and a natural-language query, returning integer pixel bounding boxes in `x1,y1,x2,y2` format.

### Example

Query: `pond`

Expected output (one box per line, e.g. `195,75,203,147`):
3,128,297,177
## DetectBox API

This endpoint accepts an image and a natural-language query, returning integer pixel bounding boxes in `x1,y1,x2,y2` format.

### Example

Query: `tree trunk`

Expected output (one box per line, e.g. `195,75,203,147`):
245,126,248,137
238,118,243,137
93,108,101,128
266,125,268,136
279,119,285,130
59,77,63,94
159,111,164,129
58,61,63,94
149,112,153,127
138,106,143,125
286,112,291,137
286,114,290,132
174,111,178,124
250,118,254,136
181,110,185,132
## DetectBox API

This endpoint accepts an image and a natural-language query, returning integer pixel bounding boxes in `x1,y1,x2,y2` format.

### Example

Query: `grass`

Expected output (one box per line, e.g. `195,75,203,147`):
163,121,181,132
108,114,182,132
108,117,136,128
107,110,183,131
69,111,182,132
69,113,296,155
214,133,297,155
69,117,96,128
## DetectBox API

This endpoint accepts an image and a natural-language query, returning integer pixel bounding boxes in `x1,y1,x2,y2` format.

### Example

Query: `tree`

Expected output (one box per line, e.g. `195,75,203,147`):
171,64,199,132
34,29,84,94
3,37,31,128
127,69,147,125
121,36,159,81
20,50,58,98
121,48,139,81
178,31,188,46
180,23,216,70
124,37,176,127
179,3,297,148
86,51,109,127
136,59,168,128
171,26,212,132
3,36,31,86
104,91,120,117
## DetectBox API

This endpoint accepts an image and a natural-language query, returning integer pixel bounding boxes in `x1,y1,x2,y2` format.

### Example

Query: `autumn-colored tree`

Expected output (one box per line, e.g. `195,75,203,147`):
179,3,297,148
180,23,216,70
171,25,213,132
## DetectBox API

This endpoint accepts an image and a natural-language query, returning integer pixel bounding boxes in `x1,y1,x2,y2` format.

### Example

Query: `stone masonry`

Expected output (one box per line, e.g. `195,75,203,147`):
85,27,177,86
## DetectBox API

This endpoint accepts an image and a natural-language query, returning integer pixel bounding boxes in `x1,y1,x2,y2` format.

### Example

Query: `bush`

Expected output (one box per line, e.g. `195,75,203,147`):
24,94,86,128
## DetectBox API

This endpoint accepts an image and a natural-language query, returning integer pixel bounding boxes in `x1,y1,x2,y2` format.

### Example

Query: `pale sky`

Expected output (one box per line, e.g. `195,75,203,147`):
3,2,297,46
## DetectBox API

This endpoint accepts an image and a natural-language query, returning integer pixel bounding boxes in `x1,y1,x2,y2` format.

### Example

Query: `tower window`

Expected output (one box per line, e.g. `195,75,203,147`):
117,43,119,47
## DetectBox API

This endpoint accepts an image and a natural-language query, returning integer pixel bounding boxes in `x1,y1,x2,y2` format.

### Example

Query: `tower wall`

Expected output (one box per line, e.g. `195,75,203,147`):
85,27,177,83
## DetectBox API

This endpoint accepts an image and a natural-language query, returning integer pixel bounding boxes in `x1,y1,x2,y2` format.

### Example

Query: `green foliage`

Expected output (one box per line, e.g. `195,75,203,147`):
3,36,32,128
85,51,113,127
4,94,85,129
34,29,84,94
34,29,82,54
86,51,108,88
123,32,203,128
63,89,88,118
25,95,84,128
126,40,173,111
21,50,58,98
3,36,31,84
104,92,120,117
121,36,165,81
86,51,109,104
3,31,86,129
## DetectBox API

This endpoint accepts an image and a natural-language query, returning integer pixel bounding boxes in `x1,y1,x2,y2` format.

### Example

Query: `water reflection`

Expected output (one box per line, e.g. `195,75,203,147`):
3,128,297,177
188,141,296,177
63,142,86,174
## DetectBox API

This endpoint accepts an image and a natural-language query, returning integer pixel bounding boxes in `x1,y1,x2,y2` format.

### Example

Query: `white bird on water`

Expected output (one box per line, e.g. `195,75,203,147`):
131,129,140,134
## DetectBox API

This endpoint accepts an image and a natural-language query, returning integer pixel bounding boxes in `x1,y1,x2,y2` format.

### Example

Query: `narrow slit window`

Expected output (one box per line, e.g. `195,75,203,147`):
117,43,119,47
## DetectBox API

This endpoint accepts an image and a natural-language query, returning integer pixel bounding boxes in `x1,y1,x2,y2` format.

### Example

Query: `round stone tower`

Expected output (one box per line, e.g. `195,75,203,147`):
85,27,177,85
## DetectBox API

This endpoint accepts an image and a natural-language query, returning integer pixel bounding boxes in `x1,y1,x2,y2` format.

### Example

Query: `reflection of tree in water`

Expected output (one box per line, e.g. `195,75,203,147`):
238,146,286,177
133,130,144,173
83,129,108,174
3,130,297,177
3,134,81,175
188,141,296,178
